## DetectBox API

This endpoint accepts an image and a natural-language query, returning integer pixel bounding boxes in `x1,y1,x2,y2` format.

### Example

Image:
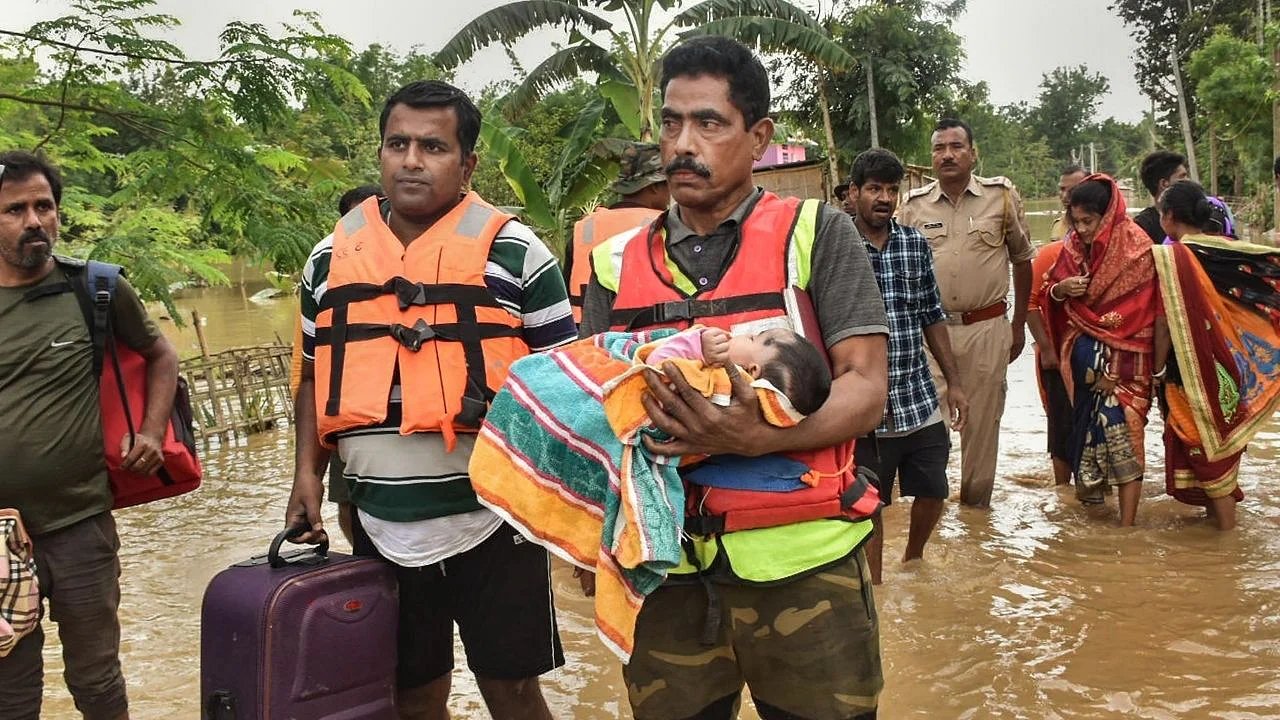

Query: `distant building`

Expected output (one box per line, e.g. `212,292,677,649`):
754,143,807,169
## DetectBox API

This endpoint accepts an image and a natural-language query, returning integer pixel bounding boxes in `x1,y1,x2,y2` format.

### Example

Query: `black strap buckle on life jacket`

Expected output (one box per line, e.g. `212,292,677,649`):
841,465,879,511
316,278,520,421
609,291,787,331
389,319,436,351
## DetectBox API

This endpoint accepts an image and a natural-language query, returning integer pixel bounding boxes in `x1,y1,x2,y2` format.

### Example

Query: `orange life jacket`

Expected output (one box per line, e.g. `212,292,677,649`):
313,193,530,451
603,192,881,533
568,206,661,322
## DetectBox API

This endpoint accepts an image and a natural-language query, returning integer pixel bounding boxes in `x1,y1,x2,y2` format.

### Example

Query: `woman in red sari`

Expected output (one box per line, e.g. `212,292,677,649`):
1152,180,1280,530
1043,175,1162,525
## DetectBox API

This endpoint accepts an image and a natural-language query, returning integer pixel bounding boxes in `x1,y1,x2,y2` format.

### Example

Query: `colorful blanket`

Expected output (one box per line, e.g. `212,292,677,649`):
1153,235,1280,504
469,330,803,662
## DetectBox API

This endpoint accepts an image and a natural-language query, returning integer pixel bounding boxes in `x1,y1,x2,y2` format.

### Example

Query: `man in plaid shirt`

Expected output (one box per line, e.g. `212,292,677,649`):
846,148,968,584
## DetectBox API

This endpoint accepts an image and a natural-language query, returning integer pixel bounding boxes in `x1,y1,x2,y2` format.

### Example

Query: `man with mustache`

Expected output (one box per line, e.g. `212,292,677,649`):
284,81,576,719
0,151,179,720
847,148,967,585
899,118,1035,508
580,36,888,720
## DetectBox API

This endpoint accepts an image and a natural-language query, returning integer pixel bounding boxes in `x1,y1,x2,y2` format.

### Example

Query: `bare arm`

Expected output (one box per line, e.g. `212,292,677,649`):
1026,309,1059,370
285,358,333,543
121,335,179,474
640,333,888,457
1009,259,1032,363
136,335,179,440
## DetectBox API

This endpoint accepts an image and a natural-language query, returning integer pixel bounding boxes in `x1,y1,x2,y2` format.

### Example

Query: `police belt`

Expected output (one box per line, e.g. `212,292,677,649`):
944,300,1007,326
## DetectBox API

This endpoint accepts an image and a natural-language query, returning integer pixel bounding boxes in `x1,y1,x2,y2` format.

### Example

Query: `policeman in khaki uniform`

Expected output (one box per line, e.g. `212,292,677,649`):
898,118,1035,507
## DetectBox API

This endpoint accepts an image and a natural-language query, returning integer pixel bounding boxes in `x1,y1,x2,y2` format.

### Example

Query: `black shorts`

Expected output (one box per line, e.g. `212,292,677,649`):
1040,365,1073,462
350,513,565,688
856,421,950,505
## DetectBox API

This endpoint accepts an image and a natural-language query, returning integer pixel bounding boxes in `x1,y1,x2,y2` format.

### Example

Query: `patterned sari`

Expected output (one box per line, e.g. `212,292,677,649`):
1152,235,1280,505
1044,175,1159,503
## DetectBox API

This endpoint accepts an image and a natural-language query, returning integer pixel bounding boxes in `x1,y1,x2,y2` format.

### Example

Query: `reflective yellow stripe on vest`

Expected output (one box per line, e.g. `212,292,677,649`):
591,230,629,293
787,198,821,290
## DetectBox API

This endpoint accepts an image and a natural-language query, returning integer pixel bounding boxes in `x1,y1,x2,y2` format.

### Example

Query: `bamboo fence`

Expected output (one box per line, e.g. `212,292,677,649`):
180,310,295,447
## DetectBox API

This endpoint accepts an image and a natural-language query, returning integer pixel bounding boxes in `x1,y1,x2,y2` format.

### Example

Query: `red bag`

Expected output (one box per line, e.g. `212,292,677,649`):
99,338,202,509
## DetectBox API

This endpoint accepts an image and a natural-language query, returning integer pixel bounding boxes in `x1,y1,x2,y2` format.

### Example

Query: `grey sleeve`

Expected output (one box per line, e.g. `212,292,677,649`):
579,274,617,338
808,206,889,348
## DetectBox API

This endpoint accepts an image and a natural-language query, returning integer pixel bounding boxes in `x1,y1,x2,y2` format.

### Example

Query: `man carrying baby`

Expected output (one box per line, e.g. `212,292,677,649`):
579,35,890,720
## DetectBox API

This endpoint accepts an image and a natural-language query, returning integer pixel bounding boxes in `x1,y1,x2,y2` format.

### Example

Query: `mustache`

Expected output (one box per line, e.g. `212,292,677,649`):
664,157,711,178
20,228,50,244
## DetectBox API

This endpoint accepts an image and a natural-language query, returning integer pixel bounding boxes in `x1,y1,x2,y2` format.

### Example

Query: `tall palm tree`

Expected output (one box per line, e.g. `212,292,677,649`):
438,0,855,186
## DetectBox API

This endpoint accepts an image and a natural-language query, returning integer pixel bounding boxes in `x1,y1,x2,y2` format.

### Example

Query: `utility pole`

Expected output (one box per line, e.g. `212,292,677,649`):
1170,45,1201,182
866,58,879,148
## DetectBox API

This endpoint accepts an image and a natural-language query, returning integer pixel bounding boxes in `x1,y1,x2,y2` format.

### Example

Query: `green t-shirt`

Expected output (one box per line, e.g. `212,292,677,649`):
0,266,161,535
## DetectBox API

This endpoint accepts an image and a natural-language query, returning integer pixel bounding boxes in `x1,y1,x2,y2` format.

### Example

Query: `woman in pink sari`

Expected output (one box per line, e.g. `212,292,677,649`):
1042,175,1162,525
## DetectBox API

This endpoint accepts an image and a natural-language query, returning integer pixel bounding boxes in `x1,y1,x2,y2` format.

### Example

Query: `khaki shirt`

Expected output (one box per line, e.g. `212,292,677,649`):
898,174,1035,313
1049,216,1069,242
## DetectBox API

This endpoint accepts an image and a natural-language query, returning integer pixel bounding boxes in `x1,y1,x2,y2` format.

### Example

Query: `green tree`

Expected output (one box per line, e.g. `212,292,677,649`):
1187,26,1274,223
1109,0,1257,130
777,0,964,172
941,81,1057,198
478,86,621,258
1028,65,1110,162
436,0,857,146
0,0,368,309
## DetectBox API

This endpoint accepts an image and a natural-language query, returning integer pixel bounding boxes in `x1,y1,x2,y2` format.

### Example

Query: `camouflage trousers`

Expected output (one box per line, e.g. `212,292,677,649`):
625,549,882,720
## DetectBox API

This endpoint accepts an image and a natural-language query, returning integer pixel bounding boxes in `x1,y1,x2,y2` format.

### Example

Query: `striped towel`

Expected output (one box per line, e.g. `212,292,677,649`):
470,330,803,662
1,509,40,658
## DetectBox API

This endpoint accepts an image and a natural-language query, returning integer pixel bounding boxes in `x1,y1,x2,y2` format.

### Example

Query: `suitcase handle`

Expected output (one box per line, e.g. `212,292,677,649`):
205,690,235,719
268,524,329,569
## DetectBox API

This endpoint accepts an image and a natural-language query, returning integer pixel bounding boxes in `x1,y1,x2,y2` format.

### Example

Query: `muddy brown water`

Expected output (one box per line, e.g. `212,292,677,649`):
37,244,1280,718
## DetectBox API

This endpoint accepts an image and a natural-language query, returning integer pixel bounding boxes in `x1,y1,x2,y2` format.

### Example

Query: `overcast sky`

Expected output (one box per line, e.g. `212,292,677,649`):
8,0,1148,121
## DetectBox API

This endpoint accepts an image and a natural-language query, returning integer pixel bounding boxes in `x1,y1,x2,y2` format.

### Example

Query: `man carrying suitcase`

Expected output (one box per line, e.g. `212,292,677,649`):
285,80,577,719
0,151,179,720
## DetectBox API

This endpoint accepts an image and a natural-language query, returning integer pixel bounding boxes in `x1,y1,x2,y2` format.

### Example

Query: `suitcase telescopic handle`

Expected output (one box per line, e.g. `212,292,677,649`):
268,524,329,569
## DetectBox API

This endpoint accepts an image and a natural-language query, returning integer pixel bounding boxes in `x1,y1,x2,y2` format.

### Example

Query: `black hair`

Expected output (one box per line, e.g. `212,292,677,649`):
1060,164,1086,176
338,184,382,215
0,150,62,204
1158,179,1214,231
660,36,770,128
379,80,481,157
849,148,905,188
933,118,974,146
1273,155,1280,177
758,332,832,417
1068,179,1111,217
1139,150,1186,197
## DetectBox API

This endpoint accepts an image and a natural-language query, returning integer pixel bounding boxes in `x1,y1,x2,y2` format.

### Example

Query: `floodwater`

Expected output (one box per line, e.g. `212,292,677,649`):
37,239,1280,719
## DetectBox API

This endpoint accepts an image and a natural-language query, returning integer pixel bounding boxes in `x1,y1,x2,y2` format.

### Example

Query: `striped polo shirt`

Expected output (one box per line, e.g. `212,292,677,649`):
299,206,577,536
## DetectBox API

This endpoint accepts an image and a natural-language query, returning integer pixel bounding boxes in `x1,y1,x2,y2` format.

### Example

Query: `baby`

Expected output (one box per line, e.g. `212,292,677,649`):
643,325,832,416
468,324,835,662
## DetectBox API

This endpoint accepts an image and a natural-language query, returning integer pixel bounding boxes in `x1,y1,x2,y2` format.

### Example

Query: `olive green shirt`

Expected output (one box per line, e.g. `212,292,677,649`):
0,266,160,536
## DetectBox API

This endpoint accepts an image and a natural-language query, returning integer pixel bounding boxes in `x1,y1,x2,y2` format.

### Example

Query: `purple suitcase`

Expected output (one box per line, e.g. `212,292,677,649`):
201,527,398,719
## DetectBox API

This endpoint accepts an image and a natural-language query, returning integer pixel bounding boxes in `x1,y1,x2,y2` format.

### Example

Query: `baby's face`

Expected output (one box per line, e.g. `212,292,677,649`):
726,328,791,370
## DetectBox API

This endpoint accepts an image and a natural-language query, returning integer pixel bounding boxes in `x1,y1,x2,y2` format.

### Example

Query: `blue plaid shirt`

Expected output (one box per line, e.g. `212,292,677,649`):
862,219,946,433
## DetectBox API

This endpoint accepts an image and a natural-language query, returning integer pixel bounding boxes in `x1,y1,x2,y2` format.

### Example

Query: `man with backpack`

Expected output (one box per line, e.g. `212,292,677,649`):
0,150,179,720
